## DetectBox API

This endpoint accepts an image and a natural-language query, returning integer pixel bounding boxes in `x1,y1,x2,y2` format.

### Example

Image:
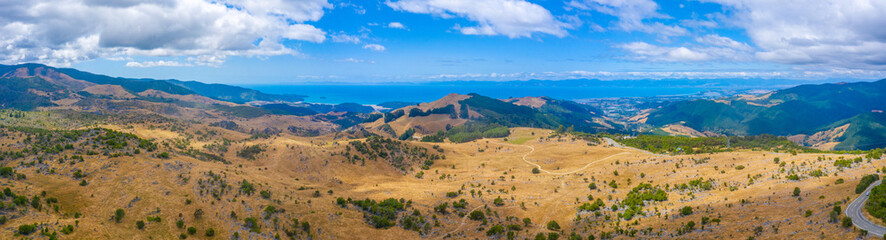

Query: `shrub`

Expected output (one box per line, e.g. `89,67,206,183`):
494,196,504,206
793,187,801,197
176,220,184,228
486,225,504,236
546,220,561,231
735,165,745,170
17,224,36,235
532,168,540,174
244,217,260,232
136,221,145,229
588,183,597,190
60,225,74,234
842,217,853,228
114,209,125,223
469,210,485,221
205,228,215,237
680,206,693,216
187,226,197,235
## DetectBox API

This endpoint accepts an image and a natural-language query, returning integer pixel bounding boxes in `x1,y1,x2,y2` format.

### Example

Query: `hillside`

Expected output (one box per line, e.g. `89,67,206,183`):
363,93,619,140
825,112,886,151
645,79,886,149
0,63,305,105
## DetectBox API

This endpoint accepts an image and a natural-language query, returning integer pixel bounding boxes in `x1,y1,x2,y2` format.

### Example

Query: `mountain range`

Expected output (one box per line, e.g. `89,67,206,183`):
1,63,885,150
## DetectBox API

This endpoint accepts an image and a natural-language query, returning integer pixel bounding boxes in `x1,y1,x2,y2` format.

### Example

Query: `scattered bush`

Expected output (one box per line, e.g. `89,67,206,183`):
114,209,125,223
680,206,693,216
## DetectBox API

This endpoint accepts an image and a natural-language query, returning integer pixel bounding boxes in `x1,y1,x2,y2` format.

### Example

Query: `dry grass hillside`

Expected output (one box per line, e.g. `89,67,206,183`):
1,106,882,240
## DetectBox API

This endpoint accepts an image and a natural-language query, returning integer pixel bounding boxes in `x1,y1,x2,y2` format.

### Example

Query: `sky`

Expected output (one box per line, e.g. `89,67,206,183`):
2,0,886,84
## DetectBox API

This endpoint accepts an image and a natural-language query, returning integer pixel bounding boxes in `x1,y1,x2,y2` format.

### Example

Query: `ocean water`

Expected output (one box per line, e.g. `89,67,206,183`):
243,84,704,105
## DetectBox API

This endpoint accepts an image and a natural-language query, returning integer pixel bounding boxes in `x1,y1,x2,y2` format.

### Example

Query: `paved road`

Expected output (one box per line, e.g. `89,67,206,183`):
846,179,886,237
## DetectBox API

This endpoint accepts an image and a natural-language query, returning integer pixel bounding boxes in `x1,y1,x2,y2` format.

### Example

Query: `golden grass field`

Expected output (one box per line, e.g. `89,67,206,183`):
1,120,882,240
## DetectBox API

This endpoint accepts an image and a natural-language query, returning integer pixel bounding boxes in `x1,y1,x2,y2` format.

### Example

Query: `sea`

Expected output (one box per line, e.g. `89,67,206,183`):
243,84,706,105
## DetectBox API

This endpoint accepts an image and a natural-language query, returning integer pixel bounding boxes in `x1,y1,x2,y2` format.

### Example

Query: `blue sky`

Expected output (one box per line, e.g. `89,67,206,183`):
2,0,886,84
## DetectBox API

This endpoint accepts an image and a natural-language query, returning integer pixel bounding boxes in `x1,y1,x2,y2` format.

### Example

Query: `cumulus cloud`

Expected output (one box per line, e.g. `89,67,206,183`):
617,34,754,62
567,0,687,37
386,0,569,38
0,0,331,66
388,22,407,29
363,44,386,52
709,0,886,68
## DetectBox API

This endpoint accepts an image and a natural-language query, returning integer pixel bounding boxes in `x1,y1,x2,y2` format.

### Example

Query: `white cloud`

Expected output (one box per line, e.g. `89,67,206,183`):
125,60,191,67
331,33,362,44
363,44,386,52
695,34,753,52
567,0,687,37
618,35,754,62
388,22,407,29
386,0,569,38
0,0,331,66
708,0,886,69
618,42,710,62
336,58,375,64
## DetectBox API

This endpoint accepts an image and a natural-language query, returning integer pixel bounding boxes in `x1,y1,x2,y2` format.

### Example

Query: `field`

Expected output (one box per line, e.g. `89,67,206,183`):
0,118,881,239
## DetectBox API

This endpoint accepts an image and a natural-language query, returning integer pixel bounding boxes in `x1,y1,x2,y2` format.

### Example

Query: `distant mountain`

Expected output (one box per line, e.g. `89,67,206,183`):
167,80,303,103
0,63,304,105
645,79,886,150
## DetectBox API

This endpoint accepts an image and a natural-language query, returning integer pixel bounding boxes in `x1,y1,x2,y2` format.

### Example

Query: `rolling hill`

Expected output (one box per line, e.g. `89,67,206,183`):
363,93,621,140
645,79,886,150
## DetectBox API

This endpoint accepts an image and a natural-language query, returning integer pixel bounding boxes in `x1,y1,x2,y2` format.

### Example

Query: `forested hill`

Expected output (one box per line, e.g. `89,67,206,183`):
645,79,886,150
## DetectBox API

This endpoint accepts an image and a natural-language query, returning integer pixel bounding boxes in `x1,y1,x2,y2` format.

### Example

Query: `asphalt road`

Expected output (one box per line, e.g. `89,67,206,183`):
846,179,886,237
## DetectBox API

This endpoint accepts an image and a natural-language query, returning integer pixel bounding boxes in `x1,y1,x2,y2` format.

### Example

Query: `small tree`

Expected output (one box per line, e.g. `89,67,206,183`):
532,168,540,174
494,196,505,206
17,224,36,235
793,187,801,197
115,209,125,223
469,210,485,221
136,221,145,229
546,220,561,231
842,217,853,228
680,206,693,216
188,226,197,235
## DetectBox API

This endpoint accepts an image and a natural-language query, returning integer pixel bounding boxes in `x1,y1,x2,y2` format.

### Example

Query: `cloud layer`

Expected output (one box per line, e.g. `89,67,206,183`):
0,0,331,66
711,0,886,69
386,0,569,38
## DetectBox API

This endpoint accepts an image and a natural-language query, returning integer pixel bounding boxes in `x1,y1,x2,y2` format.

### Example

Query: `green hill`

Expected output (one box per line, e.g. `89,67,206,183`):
645,79,886,149
826,112,886,151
